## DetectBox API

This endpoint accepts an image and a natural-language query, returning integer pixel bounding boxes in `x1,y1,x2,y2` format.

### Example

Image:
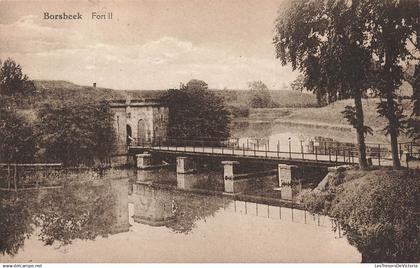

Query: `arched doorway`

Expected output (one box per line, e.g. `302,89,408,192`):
138,119,146,144
126,124,133,145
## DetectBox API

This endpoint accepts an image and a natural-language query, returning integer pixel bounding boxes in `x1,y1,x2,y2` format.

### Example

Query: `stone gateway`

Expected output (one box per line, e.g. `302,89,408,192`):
110,99,169,152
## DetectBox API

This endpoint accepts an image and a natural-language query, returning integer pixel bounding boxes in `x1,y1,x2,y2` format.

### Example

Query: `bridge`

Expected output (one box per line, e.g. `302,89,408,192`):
129,137,410,168
126,138,419,194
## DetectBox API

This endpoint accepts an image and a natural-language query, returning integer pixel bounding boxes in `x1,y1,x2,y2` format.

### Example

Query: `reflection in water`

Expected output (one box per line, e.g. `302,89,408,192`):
280,185,293,200
132,182,230,233
132,183,175,226
1,168,361,262
0,177,129,257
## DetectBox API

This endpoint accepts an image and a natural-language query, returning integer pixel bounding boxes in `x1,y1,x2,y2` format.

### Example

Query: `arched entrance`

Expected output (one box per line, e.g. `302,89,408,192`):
126,124,133,145
138,119,146,144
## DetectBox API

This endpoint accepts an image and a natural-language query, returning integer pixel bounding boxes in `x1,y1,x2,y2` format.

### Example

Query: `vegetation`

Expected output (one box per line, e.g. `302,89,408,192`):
161,79,231,140
0,180,120,256
0,109,37,163
363,0,419,169
274,0,419,170
36,101,116,166
273,0,372,169
247,81,276,108
0,58,34,97
301,169,420,262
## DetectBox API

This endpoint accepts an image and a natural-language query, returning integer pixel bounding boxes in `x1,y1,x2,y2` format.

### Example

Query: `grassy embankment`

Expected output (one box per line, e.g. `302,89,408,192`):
241,98,415,143
299,167,420,263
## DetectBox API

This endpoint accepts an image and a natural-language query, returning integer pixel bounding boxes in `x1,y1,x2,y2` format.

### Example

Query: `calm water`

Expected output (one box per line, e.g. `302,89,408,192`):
0,168,361,263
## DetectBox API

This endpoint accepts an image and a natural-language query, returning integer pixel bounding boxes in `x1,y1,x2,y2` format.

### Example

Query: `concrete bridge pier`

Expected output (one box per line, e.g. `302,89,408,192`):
222,161,249,194
176,157,195,174
136,152,153,169
278,164,297,186
176,157,200,189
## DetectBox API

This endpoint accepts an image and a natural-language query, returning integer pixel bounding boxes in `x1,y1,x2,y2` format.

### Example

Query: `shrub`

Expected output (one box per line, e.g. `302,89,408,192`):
36,101,116,166
0,109,36,163
330,170,420,262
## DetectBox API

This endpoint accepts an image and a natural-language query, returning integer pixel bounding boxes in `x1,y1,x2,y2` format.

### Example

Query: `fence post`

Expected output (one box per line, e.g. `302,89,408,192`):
254,144,256,156
289,140,292,159
300,140,304,159
243,143,245,156
378,144,381,166
13,165,17,192
399,143,402,159
315,147,318,161
265,144,267,157
7,164,11,190
257,139,259,151
232,143,235,155
329,147,331,162
335,145,338,165
247,139,249,149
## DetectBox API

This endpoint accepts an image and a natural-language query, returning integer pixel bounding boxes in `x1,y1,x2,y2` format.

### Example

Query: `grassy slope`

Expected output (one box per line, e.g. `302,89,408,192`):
280,98,413,130
217,89,318,108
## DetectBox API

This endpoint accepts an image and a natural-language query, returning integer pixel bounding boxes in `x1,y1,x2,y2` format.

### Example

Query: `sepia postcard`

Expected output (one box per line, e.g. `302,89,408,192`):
0,0,419,266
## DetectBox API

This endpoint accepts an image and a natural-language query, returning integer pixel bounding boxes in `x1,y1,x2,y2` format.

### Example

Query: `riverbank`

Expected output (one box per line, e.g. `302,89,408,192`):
233,98,415,144
299,167,420,263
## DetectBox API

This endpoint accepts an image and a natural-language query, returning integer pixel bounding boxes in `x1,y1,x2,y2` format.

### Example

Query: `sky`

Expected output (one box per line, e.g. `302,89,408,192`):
0,0,297,90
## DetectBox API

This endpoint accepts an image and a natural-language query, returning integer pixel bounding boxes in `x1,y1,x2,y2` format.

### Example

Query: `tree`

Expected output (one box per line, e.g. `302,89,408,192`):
248,80,273,108
36,101,116,166
273,0,371,169
161,79,230,141
362,0,419,169
0,58,34,96
0,109,37,163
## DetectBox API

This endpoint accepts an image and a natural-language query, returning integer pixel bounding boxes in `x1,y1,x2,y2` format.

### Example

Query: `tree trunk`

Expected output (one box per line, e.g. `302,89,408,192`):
354,89,368,170
386,93,402,169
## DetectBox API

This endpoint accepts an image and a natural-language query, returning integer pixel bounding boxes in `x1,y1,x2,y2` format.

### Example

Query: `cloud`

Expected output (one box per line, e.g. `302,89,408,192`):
0,15,297,90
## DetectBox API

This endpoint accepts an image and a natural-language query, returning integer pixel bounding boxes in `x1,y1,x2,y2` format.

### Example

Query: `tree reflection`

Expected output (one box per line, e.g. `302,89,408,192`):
132,182,230,234
34,183,116,246
0,178,129,256
167,192,230,234
0,192,35,256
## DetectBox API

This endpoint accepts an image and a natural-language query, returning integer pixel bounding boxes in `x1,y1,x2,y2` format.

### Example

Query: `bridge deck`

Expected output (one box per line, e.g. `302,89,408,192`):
129,145,394,167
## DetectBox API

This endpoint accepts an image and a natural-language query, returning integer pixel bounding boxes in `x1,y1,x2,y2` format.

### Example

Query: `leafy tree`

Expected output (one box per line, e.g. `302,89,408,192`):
0,109,37,163
36,101,116,166
0,58,34,96
273,0,371,169
161,79,230,141
248,80,273,108
362,0,419,168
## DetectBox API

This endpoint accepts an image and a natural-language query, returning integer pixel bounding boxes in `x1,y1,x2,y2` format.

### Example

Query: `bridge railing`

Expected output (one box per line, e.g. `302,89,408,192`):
133,137,419,166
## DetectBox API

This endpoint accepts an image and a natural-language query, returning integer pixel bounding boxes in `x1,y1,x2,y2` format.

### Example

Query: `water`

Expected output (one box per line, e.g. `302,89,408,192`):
0,169,361,263
231,121,391,158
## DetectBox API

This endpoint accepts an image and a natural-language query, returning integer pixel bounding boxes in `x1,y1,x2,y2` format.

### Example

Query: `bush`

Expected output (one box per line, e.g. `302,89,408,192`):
36,101,116,166
330,170,420,262
303,169,420,263
0,109,36,163
227,104,250,118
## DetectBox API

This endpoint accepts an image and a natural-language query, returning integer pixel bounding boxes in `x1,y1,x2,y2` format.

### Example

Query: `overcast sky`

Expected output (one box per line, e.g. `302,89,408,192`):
0,0,297,90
